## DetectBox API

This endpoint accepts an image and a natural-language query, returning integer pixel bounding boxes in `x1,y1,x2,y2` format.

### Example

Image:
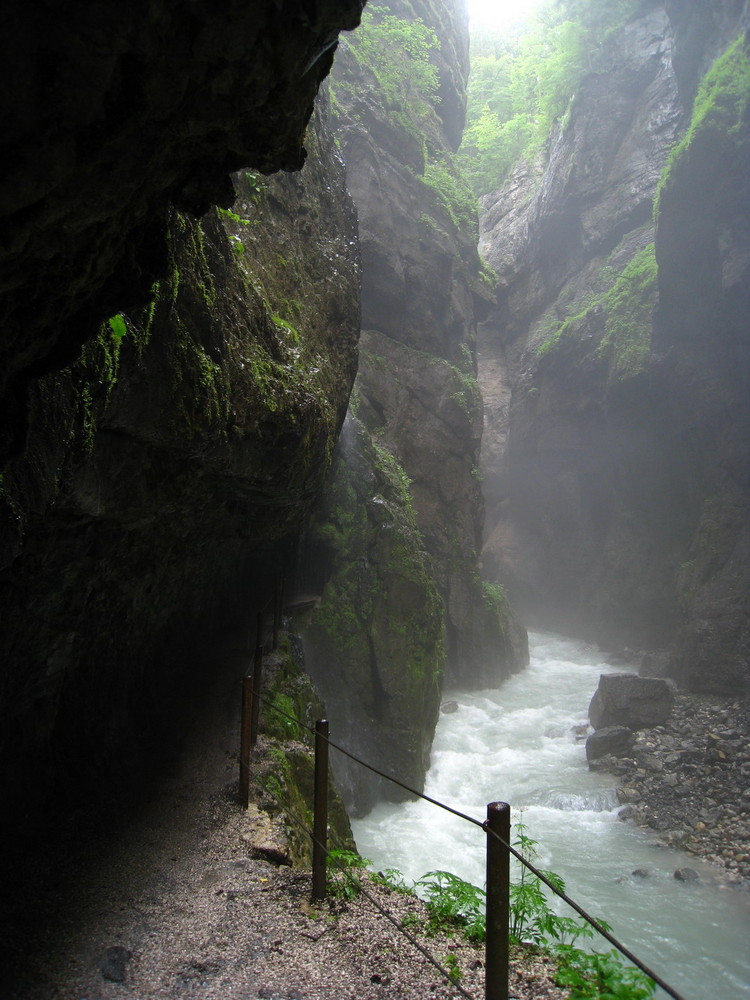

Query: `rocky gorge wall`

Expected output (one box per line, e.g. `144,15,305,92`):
0,1,364,841
479,0,750,693
300,0,528,814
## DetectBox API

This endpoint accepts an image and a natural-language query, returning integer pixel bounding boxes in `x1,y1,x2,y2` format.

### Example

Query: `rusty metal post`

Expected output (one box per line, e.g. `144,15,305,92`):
239,675,253,808
311,719,329,901
250,640,263,748
485,801,510,1000
272,578,284,650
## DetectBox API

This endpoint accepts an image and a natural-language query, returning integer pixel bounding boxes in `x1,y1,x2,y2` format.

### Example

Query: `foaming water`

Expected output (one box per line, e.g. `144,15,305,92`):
352,631,750,999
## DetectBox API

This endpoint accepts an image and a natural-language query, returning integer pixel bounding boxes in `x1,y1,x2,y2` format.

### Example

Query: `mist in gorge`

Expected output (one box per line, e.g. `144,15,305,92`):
0,0,748,996
307,0,750,995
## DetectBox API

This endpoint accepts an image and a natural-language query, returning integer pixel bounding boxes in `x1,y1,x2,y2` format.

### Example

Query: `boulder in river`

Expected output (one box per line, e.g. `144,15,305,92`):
588,674,675,730
585,725,636,762
674,867,699,882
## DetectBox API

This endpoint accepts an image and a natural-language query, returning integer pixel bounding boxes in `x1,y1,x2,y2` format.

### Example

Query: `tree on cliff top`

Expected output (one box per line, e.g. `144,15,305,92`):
459,0,644,195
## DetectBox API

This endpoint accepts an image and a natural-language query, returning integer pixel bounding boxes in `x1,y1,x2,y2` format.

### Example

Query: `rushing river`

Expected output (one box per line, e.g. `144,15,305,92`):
351,631,750,999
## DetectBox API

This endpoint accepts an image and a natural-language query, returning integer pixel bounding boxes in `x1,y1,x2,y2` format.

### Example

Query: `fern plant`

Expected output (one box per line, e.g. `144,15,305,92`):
415,869,487,942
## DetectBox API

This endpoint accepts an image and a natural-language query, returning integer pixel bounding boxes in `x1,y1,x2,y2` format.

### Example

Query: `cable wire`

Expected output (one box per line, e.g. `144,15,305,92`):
254,689,687,1000
256,773,477,999
482,824,685,1000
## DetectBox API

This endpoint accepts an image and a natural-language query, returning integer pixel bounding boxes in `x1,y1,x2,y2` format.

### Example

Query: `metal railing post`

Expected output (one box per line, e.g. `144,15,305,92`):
273,577,284,650
485,801,510,1000
250,636,263,748
239,675,253,807
311,718,329,901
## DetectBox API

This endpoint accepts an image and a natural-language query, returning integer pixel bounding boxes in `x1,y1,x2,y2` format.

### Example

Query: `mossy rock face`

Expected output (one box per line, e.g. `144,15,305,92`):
0,101,360,838
259,635,326,744
255,738,355,867
653,34,750,692
326,0,525,696
0,0,364,463
252,633,355,865
302,415,446,816
480,15,750,684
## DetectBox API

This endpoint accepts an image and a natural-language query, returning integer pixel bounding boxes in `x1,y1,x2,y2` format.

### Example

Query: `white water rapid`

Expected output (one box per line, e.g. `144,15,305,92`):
351,631,750,999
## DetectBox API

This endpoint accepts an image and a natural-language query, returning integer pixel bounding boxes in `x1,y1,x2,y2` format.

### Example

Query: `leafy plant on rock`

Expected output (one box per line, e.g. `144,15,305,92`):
326,848,371,900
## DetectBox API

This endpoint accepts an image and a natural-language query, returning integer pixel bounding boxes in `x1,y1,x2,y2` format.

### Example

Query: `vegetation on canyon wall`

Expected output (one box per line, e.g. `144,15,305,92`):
331,2,478,250
476,0,749,686
458,0,646,194
536,243,658,384
254,635,355,865
304,414,445,812
655,33,750,220
0,93,361,835
299,0,530,815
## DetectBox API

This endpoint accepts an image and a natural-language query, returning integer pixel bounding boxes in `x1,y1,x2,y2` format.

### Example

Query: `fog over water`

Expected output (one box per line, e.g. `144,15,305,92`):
352,630,750,999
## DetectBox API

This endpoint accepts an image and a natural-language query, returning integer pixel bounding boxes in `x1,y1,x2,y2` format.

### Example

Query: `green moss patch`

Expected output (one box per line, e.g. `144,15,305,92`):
536,244,657,383
655,35,750,219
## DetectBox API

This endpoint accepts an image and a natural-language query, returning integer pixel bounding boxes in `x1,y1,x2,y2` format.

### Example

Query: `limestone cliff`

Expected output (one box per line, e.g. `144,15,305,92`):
479,1,750,693
0,5,361,838
301,0,528,813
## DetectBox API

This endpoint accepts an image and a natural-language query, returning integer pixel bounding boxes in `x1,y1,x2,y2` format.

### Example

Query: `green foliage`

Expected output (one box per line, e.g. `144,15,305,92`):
420,158,478,238
337,4,440,113
481,580,510,636
446,362,481,420
370,867,414,895
554,946,656,999
416,870,487,942
71,313,133,451
353,828,655,999
260,637,324,743
536,244,657,381
459,0,643,195
509,820,589,946
373,442,413,514
326,849,371,899
243,170,266,200
442,952,463,983
510,823,655,998
263,691,300,740
597,245,657,380
482,580,507,609
272,313,301,344
655,34,750,219
107,314,127,342
217,206,251,227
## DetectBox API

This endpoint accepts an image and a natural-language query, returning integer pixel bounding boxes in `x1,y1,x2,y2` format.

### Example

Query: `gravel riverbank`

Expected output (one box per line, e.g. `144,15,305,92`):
591,693,750,886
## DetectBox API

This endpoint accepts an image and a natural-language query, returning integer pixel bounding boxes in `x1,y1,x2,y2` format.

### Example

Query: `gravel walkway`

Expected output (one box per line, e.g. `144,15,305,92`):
0,648,565,1000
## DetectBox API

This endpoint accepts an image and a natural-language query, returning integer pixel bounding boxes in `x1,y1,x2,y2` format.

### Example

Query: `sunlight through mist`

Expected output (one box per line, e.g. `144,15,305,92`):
468,0,546,31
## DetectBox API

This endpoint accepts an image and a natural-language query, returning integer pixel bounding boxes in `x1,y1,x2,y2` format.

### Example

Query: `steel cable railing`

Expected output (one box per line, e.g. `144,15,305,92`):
248,684,687,1000
256,768,477,999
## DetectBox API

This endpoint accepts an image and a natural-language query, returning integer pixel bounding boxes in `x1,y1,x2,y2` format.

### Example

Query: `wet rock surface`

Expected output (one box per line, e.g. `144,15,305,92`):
0,108,361,846
322,0,528,692
585,725,636,762
588,674,676,730
478,3,750,689
591,693,750,886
